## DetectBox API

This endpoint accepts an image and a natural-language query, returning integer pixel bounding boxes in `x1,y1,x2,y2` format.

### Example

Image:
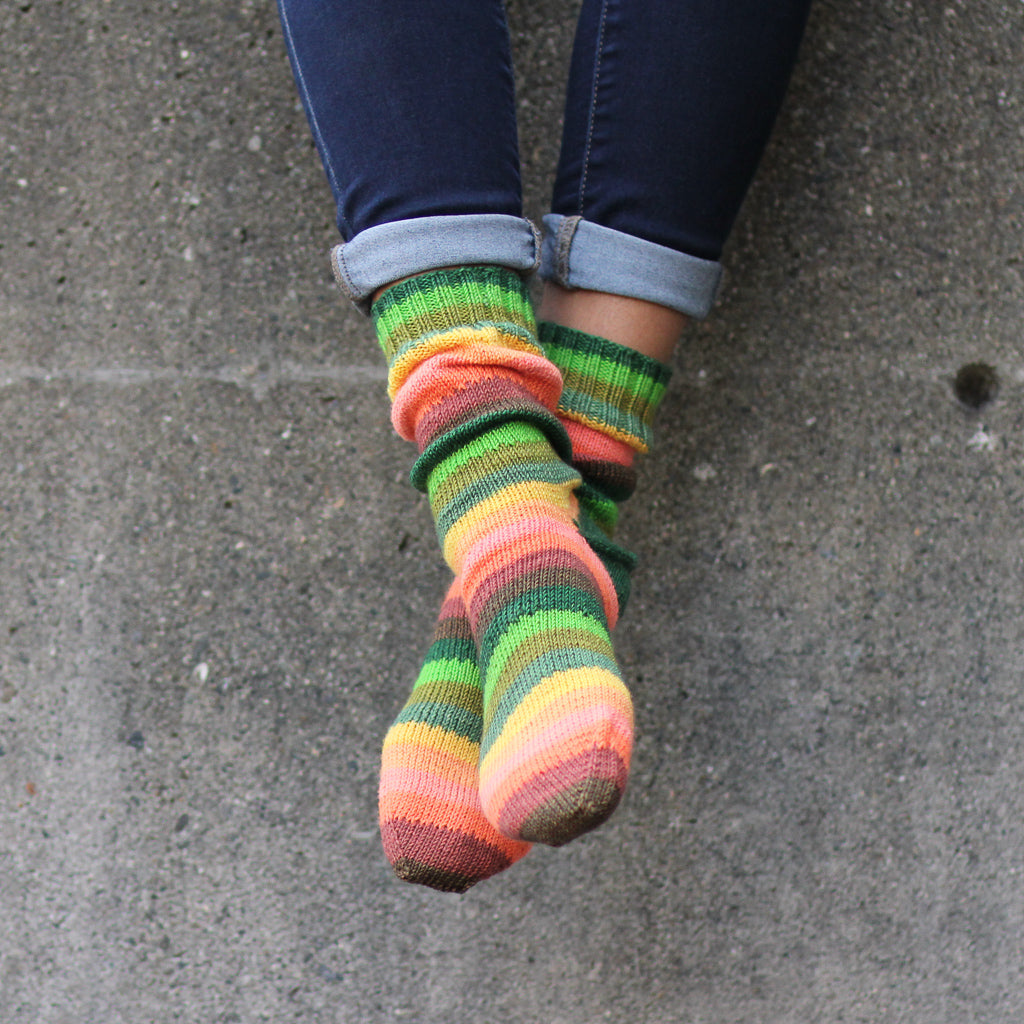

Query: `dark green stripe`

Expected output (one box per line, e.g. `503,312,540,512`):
478,584,607,670
395,701,482,743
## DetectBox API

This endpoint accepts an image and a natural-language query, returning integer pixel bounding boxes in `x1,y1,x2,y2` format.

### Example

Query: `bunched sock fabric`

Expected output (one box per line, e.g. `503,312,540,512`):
539,320,671,563
378,580,531,893
374,266,633,848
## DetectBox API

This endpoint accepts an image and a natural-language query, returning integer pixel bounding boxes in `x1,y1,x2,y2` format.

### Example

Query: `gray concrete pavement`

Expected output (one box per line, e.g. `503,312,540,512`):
3,1,1024,1021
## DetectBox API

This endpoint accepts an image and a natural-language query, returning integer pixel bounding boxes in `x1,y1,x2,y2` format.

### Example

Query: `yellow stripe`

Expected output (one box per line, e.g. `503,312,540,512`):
441,484,578,569
387,325,542,398
383,721,479,767
480,668,630,769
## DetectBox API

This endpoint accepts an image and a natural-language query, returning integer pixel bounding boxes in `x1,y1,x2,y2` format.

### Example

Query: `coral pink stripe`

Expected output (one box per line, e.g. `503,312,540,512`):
413,377,543,452
480,705,633,802
379,768,482,816
564,419,635,466
462,515,619,628
380,790,514,846
392,345,563,441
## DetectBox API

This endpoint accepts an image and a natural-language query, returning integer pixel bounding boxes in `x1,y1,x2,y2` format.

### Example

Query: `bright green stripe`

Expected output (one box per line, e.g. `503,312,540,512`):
394,702,481,742
487,626,616,720
557,366,667,417
374,269,535,354
559,362,667,410
413,657,479,689
481,648,621,753
426,422,550,492
481,593,610,680
431,459,578,540
410,405,572,492
427,434,559,506
539,321,669,385
374,267,532,328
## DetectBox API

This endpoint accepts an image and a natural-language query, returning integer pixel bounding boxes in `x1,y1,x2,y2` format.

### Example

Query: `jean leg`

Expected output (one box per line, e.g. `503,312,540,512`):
544,0,812,316
277,0,538,307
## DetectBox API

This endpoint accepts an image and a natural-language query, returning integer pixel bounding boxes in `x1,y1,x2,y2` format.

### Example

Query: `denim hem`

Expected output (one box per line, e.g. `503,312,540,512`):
329,214,541,314
539,214,723,319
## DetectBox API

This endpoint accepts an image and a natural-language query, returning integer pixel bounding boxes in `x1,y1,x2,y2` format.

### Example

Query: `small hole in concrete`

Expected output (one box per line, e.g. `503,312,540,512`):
954,362,999,409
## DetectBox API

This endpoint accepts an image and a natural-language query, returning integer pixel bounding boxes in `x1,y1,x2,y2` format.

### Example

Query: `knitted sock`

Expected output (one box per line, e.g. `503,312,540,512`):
379,579,531,892
539,321,671,556
378,321,669,888
375,266,632,847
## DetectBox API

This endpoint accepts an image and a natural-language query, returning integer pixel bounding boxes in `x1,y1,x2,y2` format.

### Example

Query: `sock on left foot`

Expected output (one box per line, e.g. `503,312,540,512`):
378,579,531,892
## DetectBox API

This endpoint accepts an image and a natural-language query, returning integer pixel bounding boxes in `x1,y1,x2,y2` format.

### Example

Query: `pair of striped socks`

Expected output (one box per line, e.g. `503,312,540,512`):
372,267,669,892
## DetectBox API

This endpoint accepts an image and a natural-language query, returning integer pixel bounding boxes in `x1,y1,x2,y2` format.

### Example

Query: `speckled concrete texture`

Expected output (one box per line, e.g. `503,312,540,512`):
2,2,1023,1022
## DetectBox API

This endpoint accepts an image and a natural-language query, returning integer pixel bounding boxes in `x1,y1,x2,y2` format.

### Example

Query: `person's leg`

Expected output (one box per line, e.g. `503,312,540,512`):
538,0,813,548
543,0,814,332
277,0,538,303
279,0,640,883
278,0,540,891
374,266,633,847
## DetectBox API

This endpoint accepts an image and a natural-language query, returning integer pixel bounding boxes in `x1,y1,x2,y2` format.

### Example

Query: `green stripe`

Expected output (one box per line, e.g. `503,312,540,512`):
428,422,551,484
481,647,622,754
480,589,610,677
539,321,670,387
427,433,561,506
374,266,533,329
539,321,670,448
395,701,481,743
374,267,536,361
413,658,480,690
422,636,477,664
575,482,618,536
559,362,668,410
410,406,573,492
486,627,616,723
431,459,579,541
557,384,652,447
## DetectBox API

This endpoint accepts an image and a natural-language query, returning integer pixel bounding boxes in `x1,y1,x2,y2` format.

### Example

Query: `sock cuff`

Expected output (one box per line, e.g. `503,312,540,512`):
538,322,671,453
373,267,540,396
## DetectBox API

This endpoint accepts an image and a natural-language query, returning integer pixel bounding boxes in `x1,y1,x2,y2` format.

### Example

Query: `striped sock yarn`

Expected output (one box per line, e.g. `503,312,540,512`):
539,321,671,562
375,266,633,847
379,579,530,892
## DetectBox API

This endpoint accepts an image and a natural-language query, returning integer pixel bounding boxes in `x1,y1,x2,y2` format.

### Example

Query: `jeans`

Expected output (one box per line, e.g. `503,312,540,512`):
277,0,811,316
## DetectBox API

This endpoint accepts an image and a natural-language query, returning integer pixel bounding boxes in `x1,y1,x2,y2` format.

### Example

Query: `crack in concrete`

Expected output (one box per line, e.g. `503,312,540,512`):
0,361,387,399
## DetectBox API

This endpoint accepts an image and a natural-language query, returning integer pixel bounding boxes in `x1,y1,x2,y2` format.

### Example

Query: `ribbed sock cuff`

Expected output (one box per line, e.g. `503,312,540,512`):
373,267,539,397
538,322,671,453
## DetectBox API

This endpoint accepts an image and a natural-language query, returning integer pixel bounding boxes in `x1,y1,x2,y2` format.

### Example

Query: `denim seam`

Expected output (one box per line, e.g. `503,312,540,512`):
277,2,351,239
556,215,581,283
578,0,610,215
329,244,353,297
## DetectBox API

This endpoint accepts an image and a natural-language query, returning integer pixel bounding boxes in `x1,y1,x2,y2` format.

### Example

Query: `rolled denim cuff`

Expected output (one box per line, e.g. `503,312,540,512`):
330,214,541,314
539,214,723,319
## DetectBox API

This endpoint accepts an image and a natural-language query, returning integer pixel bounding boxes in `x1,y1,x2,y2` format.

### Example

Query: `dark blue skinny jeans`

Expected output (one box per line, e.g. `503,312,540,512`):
277,0,811,316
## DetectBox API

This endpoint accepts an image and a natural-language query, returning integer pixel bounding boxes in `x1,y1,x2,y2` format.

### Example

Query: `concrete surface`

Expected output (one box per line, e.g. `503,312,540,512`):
2,1,1024,1021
